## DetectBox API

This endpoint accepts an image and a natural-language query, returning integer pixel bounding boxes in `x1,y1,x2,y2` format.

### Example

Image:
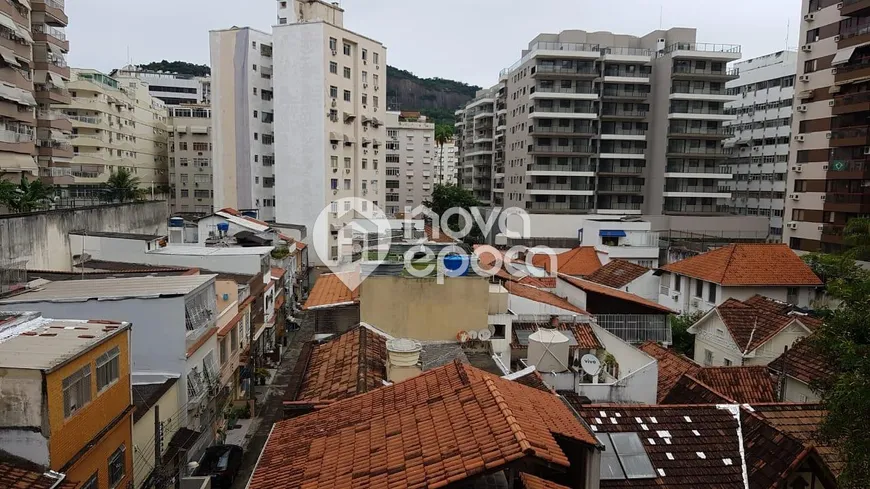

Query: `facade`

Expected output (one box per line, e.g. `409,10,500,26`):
169,104,213,215
0,0,71,183
458,28,741,219
113,65,210,105
455,84,504,205
0,312,133,489
383,111,435,215
433,137,458,185
209,27,275,219
784,0,870,253
273,0,387,252
58,69,170,202
723,51,797,239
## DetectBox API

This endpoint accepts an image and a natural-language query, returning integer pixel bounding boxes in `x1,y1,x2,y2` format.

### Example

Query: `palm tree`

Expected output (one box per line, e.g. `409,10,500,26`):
0,176,53,213
434,124,452,185
843,217,870,261
106,167,143,202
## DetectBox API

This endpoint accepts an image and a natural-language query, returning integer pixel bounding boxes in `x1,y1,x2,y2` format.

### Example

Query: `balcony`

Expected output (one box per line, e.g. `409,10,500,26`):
832,90,870,115
36,110,71,131
668,106,730,120
597,183,643,194
0,127,35,154
596,201,643,211
526,182,595,194
32,0,68,26
534,64,599,78
37,138,74,158
532,85,598,99
598,162,644,174
665,162,730,177
527,201,593,213
530,105,597,118
600,107,648,119
841,0,870,17
830,127,870,147
667,125,729,138
663,183,729,197
823,192,870,212
666,145,727,158
32,24,69,52
838,21,870,48
836,56,870,83
601,89,650,100
672,65,739,80
827,159,870,178
532,124,597,136
529,144,596,155
34,56,70,79
527,161,596,173
663,201,730,215
34,84,70,104
600,128,647,141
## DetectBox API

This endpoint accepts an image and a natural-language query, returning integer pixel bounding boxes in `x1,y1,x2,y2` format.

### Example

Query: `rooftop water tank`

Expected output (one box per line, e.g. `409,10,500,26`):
527,328,570,373
442,254,470,277
216,222,230,234
386,338,423,367
169,217,184,228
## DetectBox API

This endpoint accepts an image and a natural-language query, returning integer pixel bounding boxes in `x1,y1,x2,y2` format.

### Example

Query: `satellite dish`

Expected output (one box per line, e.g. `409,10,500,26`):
580,354,602,376
478,329,492,341
468,329,479,340
457,331,469,343
487,324,496,334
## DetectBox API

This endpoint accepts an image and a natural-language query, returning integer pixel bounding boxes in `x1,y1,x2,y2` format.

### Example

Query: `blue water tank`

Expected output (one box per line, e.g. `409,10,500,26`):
442,254,470,277
217,222,230,233
169,217,184,228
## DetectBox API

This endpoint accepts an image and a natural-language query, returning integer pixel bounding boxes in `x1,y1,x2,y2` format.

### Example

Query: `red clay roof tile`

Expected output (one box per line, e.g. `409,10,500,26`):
767,336,831,386
661,374,735,405
585,259,650,289
519,473,571,489
694,367,777,403
714,297,806,353
0,460,79,489
638,342,702,402
532,246,602,276
752,404,843,476
505,281,589,315
296,327,387,402
560,275,675,313
512,320,602,352
302,272,359,310
660,243,822,286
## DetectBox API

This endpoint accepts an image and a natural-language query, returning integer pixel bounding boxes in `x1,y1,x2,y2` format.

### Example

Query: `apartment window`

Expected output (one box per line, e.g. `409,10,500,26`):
231,327,239,351
330,178,338,190
362,71,368,83
81,474,98,489
707,284,717,303
362,48,368,61
180,189,189,198
331,156,338,168
329,62,338,74
787,287,799,304
803,58,818,73
252,64,257,71
344,157,351,168
329,37,337,51
695,279,703,298
703,349,713,367
253,110,258,118
344,90,351,102
344,179,351,190
373,52,379,65
63,365,92,418
806,28,820,43
220,339,227,365
343,43,351,56
344,66,351,79
329,86,338,98
96,346,121,392
373,95,379,107
674,275,681,292
373,74,379,86
362,158,367,169
108,445,126,488
179,142,188,151
724,358,733,367
362,93,368,106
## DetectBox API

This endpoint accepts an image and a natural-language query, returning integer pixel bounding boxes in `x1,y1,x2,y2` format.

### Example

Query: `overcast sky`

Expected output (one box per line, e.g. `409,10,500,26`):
67,0,800,88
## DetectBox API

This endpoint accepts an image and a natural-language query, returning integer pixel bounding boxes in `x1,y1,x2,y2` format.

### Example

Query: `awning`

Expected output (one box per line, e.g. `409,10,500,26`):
372,139,381,146
0,13,16,33
832,46,857,66
329,131,340,142
798,90,814,99
0,154,38,172
343,112,356,121
14,24,32,44
360,115,370,124
46,42,64,56
600,230,626,238
0,49,19,68
344,134,355,144
736,138,751,145
47,71,65,88
361,137,370,146
371,117,381,126
12,0,30,11
176,126,188,133
190,126,208,134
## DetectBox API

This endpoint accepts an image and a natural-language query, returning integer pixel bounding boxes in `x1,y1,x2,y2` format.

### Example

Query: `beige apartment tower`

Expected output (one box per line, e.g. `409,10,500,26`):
169,105,213,215
383,111,435,215
458,29,741,219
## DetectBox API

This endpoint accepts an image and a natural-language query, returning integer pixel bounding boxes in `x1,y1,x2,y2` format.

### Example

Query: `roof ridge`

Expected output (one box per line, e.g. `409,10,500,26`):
481,378,535,455
718,244,739,284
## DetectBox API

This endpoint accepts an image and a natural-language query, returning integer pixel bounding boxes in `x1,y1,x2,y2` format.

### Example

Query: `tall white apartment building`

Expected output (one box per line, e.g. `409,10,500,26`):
112,65,211,105
209,27,275,220
434,137,458,186
273,0,386,253
458,29,741,220
383,111,435,215
723,51,797,238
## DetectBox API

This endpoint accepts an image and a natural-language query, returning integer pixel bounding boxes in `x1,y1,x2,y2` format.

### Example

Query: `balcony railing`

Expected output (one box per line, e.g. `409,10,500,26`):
34,84,69,97
603,47,652,56
598,164,644,173
664,203,729,213
33,24,66,41
599,147,646,155
603,70,650,78
533,105,596,114
669,107,727,116
831,127,870,140
37,139,72,151
528,201,592,211
665,185,724,193
835,91,870,106
531,144,596,154
595,314,671,345
527,183,595,191
72,171,101,178
531,41,601,52
601,128,647,136
666,42,741,54
838,56,870,74
825,192,870,204
667,146,726,155
598,184,643,192
532,125,597,135
528,162,596,172
0,128,34,143
821,225,844,236
598,201,643,210
535,85,597,95
670,87,729,96
828,159,870,171
668,126,729,136
37,110,67,121
839,22,870,41
672,66,739,77
535,65,599,75
602,89,650,98
601,108,648,117
666,163,726,173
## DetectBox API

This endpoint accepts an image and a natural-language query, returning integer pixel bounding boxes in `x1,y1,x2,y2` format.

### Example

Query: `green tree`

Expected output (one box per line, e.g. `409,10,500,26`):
843,217,870,261
137,60,210,77
0,176,53,213
434,125,453,185
106,168,143,202
802,251,870,287
668,312,703,358
422,184,483,243
809,272,870,488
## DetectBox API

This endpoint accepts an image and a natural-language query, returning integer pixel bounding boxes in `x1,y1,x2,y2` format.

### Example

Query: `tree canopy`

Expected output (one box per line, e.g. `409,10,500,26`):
0,177,53,213
422,184,483,243
105,168,144,203
138,60,210,77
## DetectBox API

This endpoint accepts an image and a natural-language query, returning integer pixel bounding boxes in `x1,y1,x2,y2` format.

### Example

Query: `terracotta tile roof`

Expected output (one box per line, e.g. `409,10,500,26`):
638,342,701,402
0,458,79,489
585,259,650,289
296,242,307,250
661,374,734,405
271,267,286,279
424,224,457,243
505,281,589,315
694,367,777,403
249,361,597,489
512,320,602,353
740,409,815,489
511,369,554,393
713,297,802,353
744,295,824,330
519,473,571,489
752,404,844,476
660,243,822,286
302,272,359,310
572,404,746,488
296,326,387,402
532,246,602,276
768,336,832,386
559,274,675,314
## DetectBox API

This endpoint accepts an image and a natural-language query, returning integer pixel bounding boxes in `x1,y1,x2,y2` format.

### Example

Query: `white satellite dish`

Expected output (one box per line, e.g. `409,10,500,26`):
478,329,492,341
468,329,479,340
580,354,601,377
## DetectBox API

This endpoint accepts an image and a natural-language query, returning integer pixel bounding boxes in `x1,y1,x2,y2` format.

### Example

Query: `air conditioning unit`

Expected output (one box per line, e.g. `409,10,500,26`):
820,194,826,201
331,99,337,107
788,222,798,230
375,150,379,155
794,135,805,142
822,164,829,171
671,294,680,301
832,67,839,75
799,74,811,82
374,107,378,111
826,131,833,139
333,189,338,195
817,224,825,231
331,49,337,56
332,144,338,149
332,167,337,173
363,60,367,65
374,86,379,91
828,100,836,107
830,85,842,94
796,105,807,112
837,2,844,9
834,35,841,42
801,44,813,52
804,13,815,21
789,193,801,201
864,146,870,155
345,169,350,174
363,83,368,88
364,149,368,154
363,189,368,195
792,165,802,172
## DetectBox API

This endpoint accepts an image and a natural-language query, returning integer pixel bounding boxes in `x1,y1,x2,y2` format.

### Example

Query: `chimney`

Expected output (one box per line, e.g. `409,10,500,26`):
386,338,422,383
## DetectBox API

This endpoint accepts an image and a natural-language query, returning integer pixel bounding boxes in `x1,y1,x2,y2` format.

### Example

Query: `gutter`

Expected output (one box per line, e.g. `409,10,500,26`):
244,422,276,489
45,471,66,489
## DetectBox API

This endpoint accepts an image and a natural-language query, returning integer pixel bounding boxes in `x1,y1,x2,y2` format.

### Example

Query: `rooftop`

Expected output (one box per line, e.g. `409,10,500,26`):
752,403,843,476
585,259,650,289
0,313,130,372
147,246,273,256
0,452,80,489
768,335,831,386
0,275,215,305
638,341,701,402
69,230,165,241
693,367,776,403
132,378,179,422
703,295,820,354
250,361,598,489
505,281,589,315
659,243,822,286
302,272,359,310
531,246,602,277
559,274,675,313
512,318,602,352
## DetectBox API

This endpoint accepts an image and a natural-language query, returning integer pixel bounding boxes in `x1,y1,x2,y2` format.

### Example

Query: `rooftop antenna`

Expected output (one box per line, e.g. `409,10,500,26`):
659,5,663,29
785,18,790,52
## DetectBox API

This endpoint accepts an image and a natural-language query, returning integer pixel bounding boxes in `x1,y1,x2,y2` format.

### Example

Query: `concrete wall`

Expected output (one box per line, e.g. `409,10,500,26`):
622,271,660,302
643,214,769,236
359,276,489,340
744,323,811,366
660,274,816,314
691,313,744,366
781,377,819,403
132,382,181,489
0,368,48,465
0,201,168,270
576,323,658,405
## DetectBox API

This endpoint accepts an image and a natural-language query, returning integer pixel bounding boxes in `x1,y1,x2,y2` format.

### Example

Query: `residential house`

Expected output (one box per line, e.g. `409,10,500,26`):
585,259,659,301
531,246,603,277
505,281,589,316
131,379,180,489
0,312,133,489
658,243,823,314
686,294,821,367
768,336,830,403
0,455,81,489
570,403,838,489
302,271,360,334
246,361,602,489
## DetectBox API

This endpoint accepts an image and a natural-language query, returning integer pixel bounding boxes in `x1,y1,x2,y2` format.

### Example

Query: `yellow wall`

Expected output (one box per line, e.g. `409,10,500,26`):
216,279,239,327
359,276,489,340
132,382,180,489
46,330,132,477
65,413,133,489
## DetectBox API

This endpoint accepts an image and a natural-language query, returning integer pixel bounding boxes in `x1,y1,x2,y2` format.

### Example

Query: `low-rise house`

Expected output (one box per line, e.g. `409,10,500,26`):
585,259,659,301
686,294,821,367
506,281,589,316
0,312,134,489
531,245,603,277
658,243,823,314
302,271,361,333
767,336,830,403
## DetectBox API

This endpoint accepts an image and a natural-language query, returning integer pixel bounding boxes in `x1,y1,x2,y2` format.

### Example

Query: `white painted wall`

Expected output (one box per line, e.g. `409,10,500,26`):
575,324,657,405
620,271,660,302
132,381,181,489
659,272,816,315
781,377,819,403
508,294,582,317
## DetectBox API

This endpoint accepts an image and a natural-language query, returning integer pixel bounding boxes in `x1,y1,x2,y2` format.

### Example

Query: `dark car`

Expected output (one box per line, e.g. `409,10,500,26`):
193,444,243,488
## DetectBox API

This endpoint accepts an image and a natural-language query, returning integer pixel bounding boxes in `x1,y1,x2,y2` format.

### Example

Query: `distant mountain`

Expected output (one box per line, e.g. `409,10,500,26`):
137,60,210,77
386,66,480,127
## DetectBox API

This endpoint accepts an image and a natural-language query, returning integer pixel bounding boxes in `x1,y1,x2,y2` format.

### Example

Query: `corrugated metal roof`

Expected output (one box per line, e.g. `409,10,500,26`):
0,275,216,304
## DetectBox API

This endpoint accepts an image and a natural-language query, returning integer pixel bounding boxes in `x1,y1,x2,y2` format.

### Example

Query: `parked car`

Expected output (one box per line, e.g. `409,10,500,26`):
193,444,243,488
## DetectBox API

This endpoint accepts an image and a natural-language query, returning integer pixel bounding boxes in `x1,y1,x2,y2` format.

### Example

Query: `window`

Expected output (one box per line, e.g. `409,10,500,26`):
108,445,126,488
362,48,368,61
220,338,227,364
787,287,799,304
231,326,239,351
674,275,681,292
252,64,257,71
704,349,714,366
724,358,733,366
344,157,351,168
344,179,351,190
329,61,337,74
362,93,368,106
362,71,368,83
329,86,338,98
253,110,258,118
343,43,351,56
707,284,716,303
63,365,92,418
343,90,351,102
695,279,703,298
179,142,188,151
492,324,506,339
329,37,337,51
373,52,379,65
331,156,338,168
330,178,338,190
373,95,379,107
344,66,351,79
597,433,655,480
96,346,120,392
81,473,98,489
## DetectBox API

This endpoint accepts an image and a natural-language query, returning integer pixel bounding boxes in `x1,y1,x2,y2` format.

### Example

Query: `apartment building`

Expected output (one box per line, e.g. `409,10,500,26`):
209,27,275,219
0,0,70,183
169,104,213,215
784,0,870,253
273,0,386,253
458,29,740,219
723,51,797,238
0,312,133,489
433,137,458,185
455,84,505,205
383,111,435,215
112,65,211,105
57,69,169,202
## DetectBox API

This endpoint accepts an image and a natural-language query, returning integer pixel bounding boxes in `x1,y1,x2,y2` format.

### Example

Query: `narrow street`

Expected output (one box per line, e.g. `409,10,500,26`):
231,311,314,489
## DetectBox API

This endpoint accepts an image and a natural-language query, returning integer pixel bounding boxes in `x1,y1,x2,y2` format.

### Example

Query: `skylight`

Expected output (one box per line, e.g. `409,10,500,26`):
596,432,657,480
